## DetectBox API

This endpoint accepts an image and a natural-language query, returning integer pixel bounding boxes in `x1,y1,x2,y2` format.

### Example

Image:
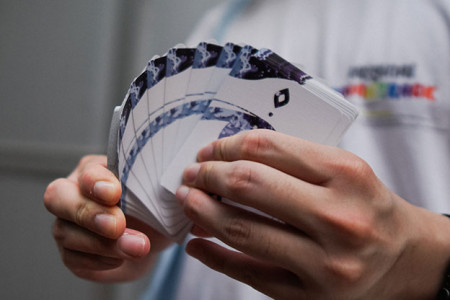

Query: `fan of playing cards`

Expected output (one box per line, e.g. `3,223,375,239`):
107,41,359,242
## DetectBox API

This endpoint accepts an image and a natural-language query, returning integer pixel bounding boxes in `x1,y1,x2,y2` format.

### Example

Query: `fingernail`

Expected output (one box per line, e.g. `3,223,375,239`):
197,144,214,161
94,214,116,235
93,181,116,200
176,185,190,204
183,163,201,184
118,233,146,257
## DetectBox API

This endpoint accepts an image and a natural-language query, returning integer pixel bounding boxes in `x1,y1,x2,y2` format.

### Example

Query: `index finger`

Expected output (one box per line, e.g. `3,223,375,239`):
197,129,349,185
44,178,125,239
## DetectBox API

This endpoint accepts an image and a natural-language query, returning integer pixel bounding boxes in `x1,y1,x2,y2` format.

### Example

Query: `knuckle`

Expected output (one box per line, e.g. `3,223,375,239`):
326,154,381,198
351,158,374,180
223,217,252,248
320,210,375,247
226,163,254,195
198,162,214,188
330,153,374,180
74,200,91,227
217,138,229,161
239,130,271,160
323,256,365,286
346,222,374,247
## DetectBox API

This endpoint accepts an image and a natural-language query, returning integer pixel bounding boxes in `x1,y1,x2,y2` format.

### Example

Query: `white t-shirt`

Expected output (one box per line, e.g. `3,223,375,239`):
144,1,450,299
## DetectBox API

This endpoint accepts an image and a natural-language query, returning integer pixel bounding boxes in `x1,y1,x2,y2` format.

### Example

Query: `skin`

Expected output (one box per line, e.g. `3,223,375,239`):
43,155,171,282
44,130,450,298
177,130,450,300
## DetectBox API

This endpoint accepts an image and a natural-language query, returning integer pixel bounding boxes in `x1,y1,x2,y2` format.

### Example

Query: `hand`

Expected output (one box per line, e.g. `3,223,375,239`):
44,155,171,282
176,130,450,299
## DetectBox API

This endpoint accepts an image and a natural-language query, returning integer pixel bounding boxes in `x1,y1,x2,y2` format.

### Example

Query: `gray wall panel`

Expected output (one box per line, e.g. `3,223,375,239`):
0,0,224,299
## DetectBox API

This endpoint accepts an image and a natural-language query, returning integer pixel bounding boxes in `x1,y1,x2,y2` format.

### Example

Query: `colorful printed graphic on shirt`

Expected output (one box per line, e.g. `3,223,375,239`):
335,63,447,128
335,64,436,102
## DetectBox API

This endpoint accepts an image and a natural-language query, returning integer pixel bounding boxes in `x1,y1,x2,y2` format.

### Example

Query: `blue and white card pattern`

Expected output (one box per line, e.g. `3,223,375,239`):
172,42,222,155
110,42,358,242
162,46,195,172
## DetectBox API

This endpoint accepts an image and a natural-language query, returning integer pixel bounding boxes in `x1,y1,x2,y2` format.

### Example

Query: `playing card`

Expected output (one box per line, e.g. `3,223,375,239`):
160,45,266,194
108,41,359,243
115,55,190,235
171,41,223,152
160,47,358,194
117,57,165,224
161,46,195,172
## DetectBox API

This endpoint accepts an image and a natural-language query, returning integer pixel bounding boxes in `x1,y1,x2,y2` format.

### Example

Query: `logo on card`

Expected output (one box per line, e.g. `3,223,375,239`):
269,88,290,117
274,88,290,108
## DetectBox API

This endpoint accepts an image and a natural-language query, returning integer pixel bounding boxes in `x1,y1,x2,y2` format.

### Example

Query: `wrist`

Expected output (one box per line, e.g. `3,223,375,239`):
391,204,450,299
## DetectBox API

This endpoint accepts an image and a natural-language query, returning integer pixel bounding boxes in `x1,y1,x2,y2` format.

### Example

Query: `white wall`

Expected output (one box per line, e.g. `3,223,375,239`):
0,0,223,299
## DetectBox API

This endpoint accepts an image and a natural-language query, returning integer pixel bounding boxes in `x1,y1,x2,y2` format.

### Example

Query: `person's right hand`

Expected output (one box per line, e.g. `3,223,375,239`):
44,155,171,282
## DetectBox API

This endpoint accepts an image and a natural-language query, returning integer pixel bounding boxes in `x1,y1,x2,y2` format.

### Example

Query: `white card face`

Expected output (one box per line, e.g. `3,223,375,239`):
109,42,358,242
216,77,343,143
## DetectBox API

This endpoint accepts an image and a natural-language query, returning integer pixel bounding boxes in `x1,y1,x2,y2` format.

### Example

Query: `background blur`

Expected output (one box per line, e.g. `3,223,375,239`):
0,0,223,298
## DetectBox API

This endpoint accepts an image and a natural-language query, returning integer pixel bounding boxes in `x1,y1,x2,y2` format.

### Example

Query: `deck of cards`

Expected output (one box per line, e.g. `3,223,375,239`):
107,42,359,242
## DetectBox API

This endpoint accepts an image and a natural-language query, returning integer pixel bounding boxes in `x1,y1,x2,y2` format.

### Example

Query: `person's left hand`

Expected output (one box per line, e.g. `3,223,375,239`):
175,129,450,300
